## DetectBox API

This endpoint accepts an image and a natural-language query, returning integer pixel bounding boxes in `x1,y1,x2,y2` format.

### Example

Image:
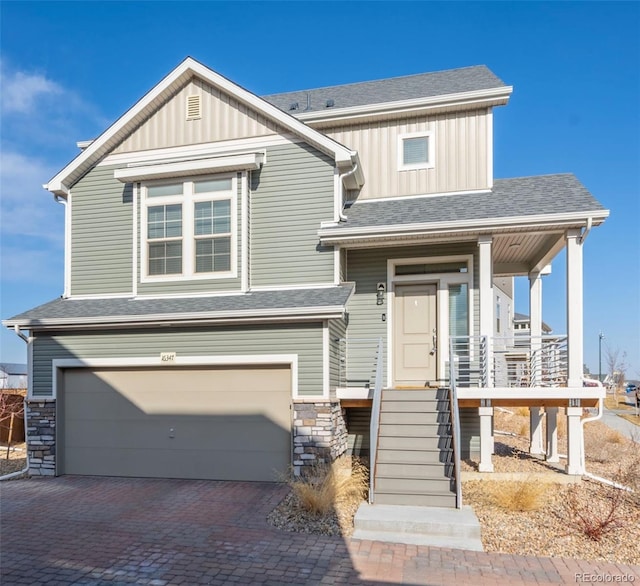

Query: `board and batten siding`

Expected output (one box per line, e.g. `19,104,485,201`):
32,323,323,398
323,109,491,200
70,165,133,295
136,176,242,295
250,142,335,286
345,243,480,383
113,78,282,154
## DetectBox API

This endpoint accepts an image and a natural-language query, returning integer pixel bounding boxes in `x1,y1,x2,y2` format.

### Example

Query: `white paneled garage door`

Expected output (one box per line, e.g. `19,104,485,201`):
60,365,291,482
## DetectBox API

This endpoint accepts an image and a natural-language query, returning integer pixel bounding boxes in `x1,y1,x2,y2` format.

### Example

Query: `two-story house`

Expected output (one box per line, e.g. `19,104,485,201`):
4,58,608,508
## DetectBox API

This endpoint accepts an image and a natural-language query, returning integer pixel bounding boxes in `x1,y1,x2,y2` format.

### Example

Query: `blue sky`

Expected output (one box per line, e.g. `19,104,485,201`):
1,1,639,377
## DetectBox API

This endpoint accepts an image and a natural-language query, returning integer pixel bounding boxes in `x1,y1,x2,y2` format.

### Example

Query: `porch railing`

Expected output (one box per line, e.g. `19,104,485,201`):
338,337,381,389
448,338,463,509
450,334,568,388
369,338,384,504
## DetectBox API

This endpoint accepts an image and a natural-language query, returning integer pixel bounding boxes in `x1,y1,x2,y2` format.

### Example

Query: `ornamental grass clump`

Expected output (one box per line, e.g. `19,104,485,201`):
486,478,549,512
290,458,368,517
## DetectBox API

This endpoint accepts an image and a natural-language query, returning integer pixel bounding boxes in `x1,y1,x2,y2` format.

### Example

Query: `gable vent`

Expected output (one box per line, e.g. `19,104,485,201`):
186,95,201,121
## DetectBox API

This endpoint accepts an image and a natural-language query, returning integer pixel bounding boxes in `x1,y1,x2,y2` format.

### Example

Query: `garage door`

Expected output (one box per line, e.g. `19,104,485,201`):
60,365,291,481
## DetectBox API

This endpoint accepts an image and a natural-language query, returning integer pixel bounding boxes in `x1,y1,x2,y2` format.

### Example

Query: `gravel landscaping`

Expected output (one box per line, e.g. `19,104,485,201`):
269,407,640,566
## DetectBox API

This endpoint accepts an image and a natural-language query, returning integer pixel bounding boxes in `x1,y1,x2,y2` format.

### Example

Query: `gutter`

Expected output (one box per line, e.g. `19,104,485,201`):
1,326,31,481
337,161,359,221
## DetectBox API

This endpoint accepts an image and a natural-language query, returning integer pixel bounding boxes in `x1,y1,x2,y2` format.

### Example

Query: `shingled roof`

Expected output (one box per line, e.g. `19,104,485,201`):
263,65,507,113
4,286,353,328
333,174,607,230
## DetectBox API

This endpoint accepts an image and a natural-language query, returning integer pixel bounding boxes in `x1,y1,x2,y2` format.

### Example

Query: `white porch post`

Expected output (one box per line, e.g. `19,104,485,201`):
478,235,494,387
566,404,584,475
566,229,584,388
528,271,544,456
479,402,494,472
546,407,559,462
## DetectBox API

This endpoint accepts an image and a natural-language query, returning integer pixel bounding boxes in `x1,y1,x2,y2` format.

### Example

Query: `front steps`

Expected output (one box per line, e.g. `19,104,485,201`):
352,503,483,551
373,388,457,508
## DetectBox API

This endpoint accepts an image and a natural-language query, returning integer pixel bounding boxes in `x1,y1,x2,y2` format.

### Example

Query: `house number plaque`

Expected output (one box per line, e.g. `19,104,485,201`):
160,352,177,364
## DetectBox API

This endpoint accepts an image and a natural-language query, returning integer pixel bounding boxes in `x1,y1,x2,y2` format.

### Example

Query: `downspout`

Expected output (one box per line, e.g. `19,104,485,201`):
0,326,31,480
337,162,359,222
578,217,593,244
580,381,634,491
53,194,69,298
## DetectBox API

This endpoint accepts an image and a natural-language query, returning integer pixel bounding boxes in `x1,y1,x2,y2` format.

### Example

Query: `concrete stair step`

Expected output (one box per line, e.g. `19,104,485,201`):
373,492,458,508
381,399,450,413
376,462,453,479
352,503,482,550
377,449,452,464
378,436,452,451
378,423,451,438
379,411,450,425
382,389,448,401
375,476,454,494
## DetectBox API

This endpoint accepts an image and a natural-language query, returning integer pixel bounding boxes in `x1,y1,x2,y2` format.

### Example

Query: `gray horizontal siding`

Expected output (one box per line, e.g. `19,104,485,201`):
251,142,335,286
136,176,242,295
32,323,323,398
71,165,133,295
345,243,479,384
329,318,347,392
459,407,480,458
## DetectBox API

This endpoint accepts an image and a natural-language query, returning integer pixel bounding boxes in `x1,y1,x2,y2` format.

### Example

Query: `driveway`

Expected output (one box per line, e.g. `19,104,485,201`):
1,476,638,585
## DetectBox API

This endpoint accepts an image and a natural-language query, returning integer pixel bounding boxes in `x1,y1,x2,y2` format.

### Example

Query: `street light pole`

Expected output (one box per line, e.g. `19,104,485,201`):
598,332,604,383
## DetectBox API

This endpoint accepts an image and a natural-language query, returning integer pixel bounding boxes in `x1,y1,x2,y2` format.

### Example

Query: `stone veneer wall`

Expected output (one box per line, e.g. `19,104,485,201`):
292,401,347,476
26,401,56,476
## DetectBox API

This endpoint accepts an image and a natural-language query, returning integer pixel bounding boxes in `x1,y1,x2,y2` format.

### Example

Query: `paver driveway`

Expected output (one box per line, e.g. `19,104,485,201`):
1,476,639,585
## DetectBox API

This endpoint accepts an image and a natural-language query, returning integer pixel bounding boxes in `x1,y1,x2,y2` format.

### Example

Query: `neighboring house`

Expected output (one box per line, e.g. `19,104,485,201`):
0,363,28,390
513,312,552,334
3,58,608,507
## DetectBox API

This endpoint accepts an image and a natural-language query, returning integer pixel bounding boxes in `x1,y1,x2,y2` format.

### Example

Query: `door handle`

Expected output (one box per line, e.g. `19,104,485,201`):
430,328,437,356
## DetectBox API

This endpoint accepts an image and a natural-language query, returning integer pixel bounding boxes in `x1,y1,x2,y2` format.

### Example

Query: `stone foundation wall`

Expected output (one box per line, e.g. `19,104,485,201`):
292,401,347,476
26,401,56,476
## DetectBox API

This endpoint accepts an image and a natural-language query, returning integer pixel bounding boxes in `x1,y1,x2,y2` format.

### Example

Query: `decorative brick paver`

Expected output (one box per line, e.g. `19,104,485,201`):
1,477,639,585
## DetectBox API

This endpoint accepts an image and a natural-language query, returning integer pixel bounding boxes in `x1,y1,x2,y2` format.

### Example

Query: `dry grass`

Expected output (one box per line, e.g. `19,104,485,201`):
291,458,368,517
484,477,548,512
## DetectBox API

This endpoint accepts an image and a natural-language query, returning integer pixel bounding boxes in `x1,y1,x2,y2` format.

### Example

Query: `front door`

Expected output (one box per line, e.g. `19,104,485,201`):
393,283,437,386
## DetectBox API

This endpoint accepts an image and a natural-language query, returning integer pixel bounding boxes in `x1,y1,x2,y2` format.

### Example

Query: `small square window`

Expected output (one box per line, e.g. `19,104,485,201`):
398,132,434,171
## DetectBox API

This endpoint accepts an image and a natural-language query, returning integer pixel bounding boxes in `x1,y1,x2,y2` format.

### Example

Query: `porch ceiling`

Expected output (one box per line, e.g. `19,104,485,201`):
492,231,565,275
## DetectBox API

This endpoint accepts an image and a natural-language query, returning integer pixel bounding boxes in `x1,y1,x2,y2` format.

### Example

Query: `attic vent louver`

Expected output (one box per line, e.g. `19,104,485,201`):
186,95,201,121
326,99,335,108
289,102,299,111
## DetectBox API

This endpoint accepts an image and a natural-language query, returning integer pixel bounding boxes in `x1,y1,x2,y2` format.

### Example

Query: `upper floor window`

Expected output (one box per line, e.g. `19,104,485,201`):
398,131,434,171
142,176,236,281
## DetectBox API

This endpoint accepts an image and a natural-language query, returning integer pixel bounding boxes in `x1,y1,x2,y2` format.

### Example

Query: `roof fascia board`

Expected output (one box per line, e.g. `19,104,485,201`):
318,210,610,243
2,305,347,329
293,86,513,124
46,57,361,194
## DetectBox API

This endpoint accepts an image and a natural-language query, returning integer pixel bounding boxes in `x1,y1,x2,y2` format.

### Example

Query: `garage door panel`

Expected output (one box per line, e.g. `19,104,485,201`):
64,446,287,481
62,365,292,481
65,415,290,451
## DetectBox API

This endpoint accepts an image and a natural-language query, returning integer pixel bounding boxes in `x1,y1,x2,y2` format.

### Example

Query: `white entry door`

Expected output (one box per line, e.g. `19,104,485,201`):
393,283,437,386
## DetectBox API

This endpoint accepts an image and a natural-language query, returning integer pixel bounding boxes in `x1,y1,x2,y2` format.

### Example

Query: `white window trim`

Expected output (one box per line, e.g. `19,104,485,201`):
387,254,474,387
140,175,238,283
398,131,434,171
49,354,300,400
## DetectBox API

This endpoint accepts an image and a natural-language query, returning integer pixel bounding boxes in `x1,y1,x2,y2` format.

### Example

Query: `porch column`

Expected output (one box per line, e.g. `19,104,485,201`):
479,402,494,472
566,230,584,388
478,235,494,387
528,271,544,456
546,407,559,462
566,404,584,475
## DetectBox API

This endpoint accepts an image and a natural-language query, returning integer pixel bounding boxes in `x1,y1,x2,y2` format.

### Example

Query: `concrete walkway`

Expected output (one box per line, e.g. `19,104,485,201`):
1,476,639,585
601,404,640,442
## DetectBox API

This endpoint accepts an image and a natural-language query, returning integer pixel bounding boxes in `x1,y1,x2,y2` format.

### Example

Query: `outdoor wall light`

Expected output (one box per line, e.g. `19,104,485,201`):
376,283,386,305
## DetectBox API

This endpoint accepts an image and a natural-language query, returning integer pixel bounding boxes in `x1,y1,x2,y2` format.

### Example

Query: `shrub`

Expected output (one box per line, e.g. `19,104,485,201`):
486,478,548,512
290,458,368,517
